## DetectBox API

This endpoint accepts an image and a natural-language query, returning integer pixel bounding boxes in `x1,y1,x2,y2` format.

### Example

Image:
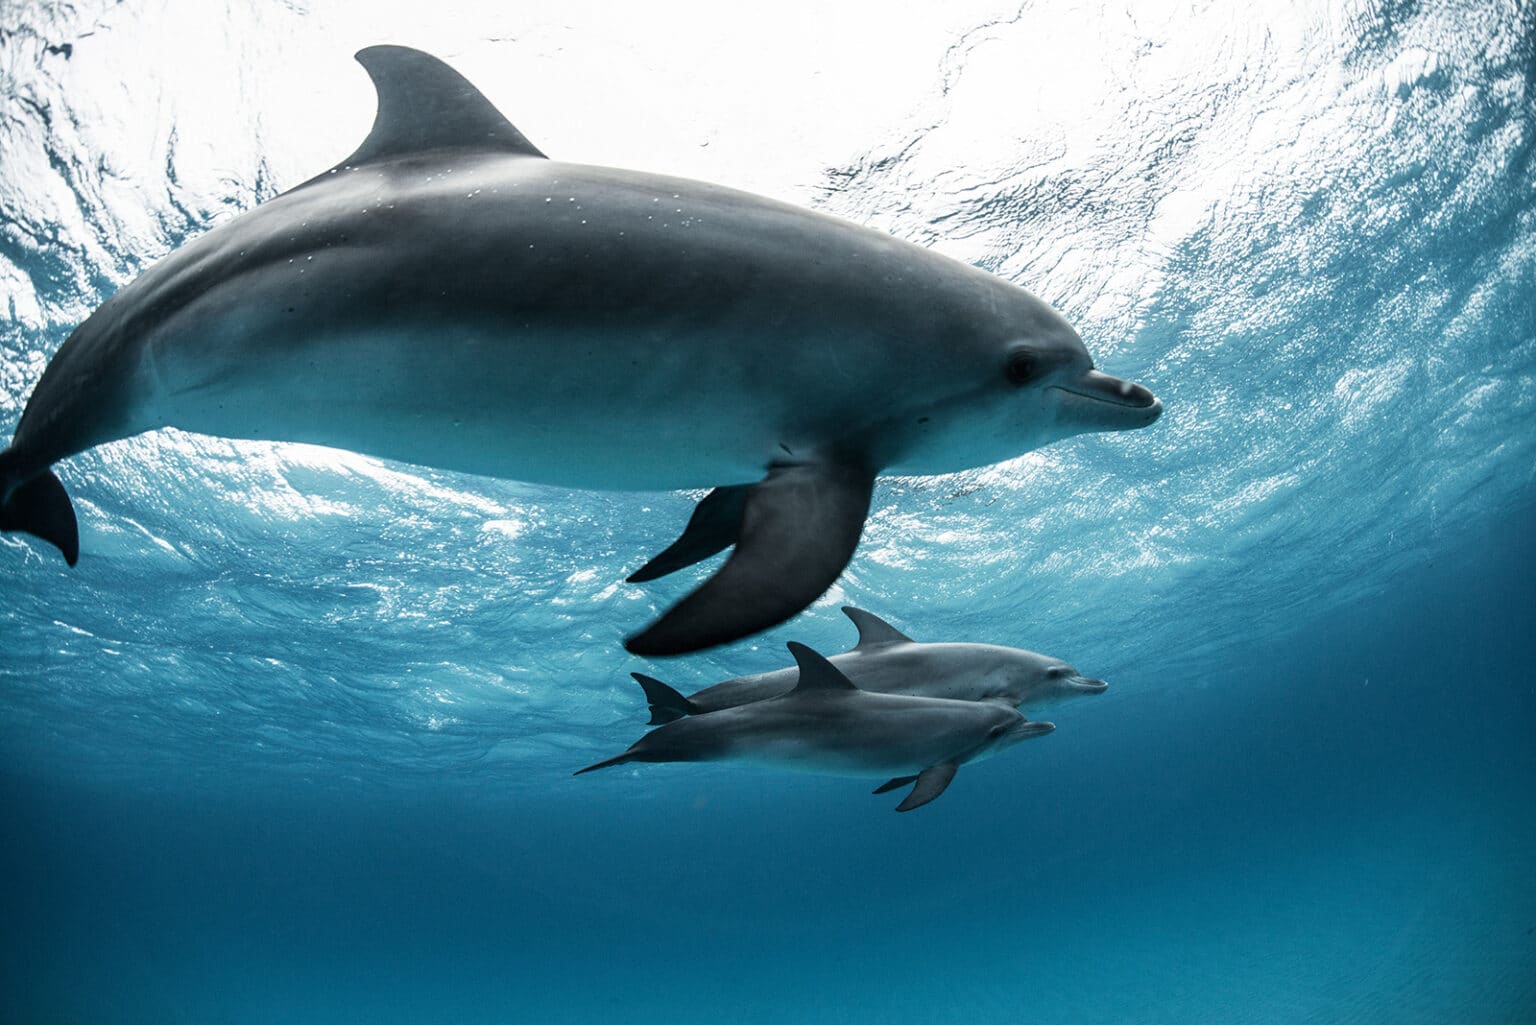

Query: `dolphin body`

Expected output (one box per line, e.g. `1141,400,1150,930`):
0,45,1161,655
577,642,1056,811
632,606,1106,723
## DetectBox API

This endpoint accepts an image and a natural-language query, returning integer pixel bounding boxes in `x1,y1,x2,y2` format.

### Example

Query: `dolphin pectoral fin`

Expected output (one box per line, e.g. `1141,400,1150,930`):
627,485,749,583
574,753,635,776
895,763,959,812
631,672,701,725
0,464,79,567
624,462,875,656
872,775,919,795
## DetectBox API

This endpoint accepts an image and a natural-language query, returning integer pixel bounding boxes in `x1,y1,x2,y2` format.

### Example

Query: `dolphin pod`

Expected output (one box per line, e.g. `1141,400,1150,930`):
0,44,1160,655
631,605,1107,724
578,641,1058,812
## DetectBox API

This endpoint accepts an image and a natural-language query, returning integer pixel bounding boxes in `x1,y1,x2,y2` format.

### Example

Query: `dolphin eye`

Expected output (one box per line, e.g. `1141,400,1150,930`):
1047,666,1070,679
1006,349,1039,386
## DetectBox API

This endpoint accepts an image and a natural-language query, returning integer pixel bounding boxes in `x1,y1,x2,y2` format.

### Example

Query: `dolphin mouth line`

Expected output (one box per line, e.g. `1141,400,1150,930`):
1052,370,1160,410
1073,677,1110,693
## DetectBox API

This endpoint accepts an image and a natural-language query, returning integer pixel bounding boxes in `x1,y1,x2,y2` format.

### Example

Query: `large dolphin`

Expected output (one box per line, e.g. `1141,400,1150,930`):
577,642,1056,812
632,605,1106,723
0,45,1162,655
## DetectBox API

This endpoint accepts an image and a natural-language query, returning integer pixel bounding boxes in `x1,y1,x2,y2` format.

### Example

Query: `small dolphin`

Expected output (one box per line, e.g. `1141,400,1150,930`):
578,642,1056,812
631,606,1106,724
0,45,1160,654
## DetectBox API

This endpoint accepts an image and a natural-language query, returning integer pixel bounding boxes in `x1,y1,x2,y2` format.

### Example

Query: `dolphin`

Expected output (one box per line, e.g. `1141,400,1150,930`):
577,641,1056,811
0,45,1161,655
631,605,1106,723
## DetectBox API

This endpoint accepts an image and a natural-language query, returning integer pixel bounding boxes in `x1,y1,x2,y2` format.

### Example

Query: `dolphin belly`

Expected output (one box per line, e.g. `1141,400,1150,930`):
142,317,778,490
718,697,1006,776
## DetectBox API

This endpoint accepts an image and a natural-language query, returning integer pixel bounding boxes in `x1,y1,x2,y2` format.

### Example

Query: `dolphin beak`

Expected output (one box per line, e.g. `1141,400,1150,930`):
1073,676,1109,694
1052,370,1162,432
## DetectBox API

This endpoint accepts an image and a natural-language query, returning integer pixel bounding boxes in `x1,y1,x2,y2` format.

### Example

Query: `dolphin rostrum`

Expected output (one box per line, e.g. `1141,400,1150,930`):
632,605,1107,723
577,641,1056,812
0,45,1162,655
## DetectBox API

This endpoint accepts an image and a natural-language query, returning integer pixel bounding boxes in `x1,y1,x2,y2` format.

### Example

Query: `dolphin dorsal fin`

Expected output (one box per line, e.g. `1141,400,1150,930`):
787,642,858,692
841,607,913,650
339,45,546,169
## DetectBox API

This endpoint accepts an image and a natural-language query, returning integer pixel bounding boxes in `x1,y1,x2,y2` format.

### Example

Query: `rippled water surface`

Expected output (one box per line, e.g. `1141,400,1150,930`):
2,2,1533,1023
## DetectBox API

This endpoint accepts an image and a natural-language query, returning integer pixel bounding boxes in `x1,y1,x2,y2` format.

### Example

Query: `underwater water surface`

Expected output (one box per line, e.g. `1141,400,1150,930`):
2,1,1534,1023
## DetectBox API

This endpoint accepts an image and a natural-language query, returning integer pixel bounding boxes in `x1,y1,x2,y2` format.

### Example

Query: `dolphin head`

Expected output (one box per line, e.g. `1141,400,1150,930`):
881,287,1161,474
1018,657,1110,708
992,306,1162,457
961,644,1109,711
973,714,1056,763
1003,295,1162,440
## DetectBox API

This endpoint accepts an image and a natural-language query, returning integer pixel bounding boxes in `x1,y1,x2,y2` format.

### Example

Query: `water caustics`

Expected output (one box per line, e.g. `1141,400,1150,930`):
0,0,1531,792
2,4,1534,1024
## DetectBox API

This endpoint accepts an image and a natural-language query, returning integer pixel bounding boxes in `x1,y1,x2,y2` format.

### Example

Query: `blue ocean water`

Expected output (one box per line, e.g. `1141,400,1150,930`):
2,2,1533,1023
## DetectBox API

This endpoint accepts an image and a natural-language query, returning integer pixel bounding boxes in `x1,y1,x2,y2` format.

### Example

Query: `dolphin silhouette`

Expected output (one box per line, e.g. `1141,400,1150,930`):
0,45,1161,654
631,605,1107,723
578,641,1055,812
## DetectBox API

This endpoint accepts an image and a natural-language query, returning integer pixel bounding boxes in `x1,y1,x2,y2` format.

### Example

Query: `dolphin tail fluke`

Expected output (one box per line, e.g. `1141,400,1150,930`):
573,753,636,776
631,673,700,725
624,461,875,656
0,450,78,566
894,763,958,812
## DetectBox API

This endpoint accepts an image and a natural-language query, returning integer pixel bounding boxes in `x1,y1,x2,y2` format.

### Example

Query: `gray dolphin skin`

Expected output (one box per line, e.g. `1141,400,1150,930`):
0,45,1161,655
578,642,1056,812
632,605,1107,724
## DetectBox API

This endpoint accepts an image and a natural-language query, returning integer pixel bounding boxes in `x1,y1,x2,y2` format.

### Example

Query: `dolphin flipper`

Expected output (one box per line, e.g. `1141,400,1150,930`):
895,763,958,812
631,672,701,725
624,462,875,656
0,458,78,567
573,753,635,775
627,485,749,583
872,775,919,795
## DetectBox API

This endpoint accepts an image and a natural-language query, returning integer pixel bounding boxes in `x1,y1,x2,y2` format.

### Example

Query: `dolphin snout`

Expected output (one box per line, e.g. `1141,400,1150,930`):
1077,370,1157,408
1052,370,1162,431
1073,677,1109,694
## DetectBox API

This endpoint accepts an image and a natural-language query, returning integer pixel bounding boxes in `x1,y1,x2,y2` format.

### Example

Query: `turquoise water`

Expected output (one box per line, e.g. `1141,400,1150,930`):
3,2,1534,1022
